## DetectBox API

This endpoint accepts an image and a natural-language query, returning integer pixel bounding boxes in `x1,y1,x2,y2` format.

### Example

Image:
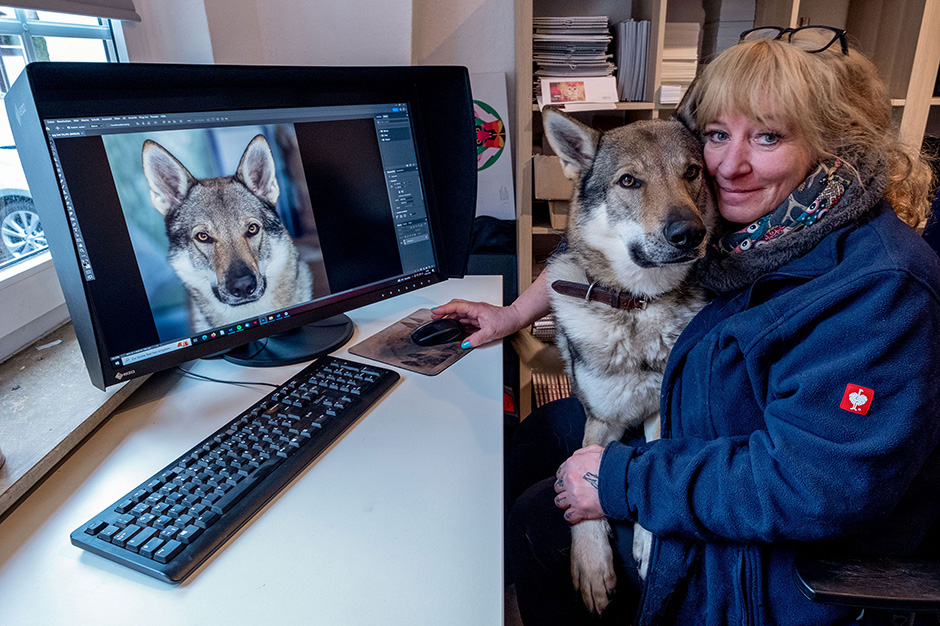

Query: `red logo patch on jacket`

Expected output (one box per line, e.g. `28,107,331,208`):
840,384,874,414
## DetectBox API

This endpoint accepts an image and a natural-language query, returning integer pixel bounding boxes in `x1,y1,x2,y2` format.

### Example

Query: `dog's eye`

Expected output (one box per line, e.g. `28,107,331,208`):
195,232,213,243
246,223,260,237
684,165,701,180
618,174,641,189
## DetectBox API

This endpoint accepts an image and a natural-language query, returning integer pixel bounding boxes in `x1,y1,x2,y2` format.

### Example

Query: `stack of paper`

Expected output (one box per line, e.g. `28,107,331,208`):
531,314,557,342
701,0,755,61
532,16,615,104
659,22,701,104
613,19,650,101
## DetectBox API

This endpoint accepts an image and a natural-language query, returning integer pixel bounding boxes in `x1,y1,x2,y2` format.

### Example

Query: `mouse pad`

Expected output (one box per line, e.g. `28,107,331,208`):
348,308,471,376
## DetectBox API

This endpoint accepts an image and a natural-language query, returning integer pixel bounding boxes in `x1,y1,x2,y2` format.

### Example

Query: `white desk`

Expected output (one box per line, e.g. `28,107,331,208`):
0,276,503,625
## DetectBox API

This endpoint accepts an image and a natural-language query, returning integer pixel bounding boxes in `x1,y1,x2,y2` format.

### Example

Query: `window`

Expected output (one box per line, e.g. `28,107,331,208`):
1,6,124,268
0,6,127,361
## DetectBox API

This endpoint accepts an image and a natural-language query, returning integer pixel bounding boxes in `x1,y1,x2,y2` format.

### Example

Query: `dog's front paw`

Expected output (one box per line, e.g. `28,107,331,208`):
571,518,617,614
632,523,654,580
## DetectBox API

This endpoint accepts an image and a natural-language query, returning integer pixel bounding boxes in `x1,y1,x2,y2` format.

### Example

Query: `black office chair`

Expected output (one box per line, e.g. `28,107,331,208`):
794,553,940,625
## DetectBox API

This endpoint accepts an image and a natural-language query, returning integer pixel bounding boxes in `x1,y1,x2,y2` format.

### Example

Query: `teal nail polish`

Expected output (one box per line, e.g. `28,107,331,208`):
461,341,471,349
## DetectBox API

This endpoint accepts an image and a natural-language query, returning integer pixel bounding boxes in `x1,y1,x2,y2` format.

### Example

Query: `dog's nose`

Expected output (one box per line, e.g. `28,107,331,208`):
663,219,706,250
227,267,258,298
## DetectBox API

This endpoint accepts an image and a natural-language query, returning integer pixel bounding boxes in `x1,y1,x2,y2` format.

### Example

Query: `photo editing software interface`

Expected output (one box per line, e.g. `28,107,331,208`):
42,102,439,371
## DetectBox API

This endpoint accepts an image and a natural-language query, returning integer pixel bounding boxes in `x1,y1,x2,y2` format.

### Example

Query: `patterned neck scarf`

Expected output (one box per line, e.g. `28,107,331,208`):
716,159,853,255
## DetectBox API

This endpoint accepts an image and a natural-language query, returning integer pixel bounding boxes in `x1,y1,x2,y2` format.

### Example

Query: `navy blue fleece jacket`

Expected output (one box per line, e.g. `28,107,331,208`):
599,203,940,625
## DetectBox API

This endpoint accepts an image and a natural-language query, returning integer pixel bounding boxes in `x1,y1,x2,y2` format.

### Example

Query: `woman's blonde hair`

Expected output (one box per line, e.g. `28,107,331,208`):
678,34,933,228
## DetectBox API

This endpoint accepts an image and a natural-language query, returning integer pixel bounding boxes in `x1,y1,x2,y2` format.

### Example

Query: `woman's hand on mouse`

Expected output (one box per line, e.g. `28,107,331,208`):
431,300,525,348
433,273,554,348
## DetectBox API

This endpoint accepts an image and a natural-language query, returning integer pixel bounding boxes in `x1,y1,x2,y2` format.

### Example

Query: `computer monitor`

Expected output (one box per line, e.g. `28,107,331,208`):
6,63,477,390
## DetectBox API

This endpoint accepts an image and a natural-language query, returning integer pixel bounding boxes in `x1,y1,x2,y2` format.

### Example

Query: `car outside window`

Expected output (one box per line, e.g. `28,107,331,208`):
0,6,124,270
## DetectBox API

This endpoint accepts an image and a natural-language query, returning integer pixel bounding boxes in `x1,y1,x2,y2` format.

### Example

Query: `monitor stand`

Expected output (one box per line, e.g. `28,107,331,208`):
222,314,354,367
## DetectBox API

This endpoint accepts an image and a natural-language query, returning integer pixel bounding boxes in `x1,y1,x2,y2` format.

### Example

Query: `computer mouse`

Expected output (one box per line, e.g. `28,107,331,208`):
410,318,465,347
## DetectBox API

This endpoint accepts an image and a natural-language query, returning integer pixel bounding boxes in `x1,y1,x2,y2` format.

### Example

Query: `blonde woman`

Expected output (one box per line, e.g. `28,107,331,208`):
438,27,940,625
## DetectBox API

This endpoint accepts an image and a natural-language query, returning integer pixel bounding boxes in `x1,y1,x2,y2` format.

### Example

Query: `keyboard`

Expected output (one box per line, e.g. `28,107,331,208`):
70,355,400,584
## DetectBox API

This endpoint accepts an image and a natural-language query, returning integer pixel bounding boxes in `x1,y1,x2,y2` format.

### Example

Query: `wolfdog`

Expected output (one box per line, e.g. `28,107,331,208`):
542,109,715,613
142,134,312,329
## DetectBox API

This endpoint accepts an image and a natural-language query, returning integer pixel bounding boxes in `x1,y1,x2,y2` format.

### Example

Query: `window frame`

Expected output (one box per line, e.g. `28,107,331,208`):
0,9,128,363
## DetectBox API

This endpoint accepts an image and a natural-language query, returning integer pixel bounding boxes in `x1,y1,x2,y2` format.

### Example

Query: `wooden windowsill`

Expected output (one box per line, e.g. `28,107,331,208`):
0,323,147,520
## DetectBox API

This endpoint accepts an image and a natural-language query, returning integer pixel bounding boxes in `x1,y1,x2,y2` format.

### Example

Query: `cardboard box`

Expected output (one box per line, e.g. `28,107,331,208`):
548,200,569,230
534,155,572,230
534,155,573,200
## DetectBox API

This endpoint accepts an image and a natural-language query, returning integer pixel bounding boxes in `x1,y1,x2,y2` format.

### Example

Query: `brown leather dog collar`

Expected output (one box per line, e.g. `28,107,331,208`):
551,279,650,311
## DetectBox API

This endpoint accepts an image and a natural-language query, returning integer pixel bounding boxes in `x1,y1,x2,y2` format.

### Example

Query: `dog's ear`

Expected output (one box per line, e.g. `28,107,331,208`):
142,140,195,215
671,78,700,135
236,135,280,207
542,107,600,180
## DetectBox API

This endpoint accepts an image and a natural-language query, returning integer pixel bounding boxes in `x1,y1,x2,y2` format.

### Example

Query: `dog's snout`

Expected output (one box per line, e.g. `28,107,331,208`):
663,210,706,251
226,263,258,299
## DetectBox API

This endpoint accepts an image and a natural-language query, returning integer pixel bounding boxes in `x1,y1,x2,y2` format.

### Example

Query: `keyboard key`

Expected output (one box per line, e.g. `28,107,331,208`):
114,513,135,529
126,526,158,553
84,520,108,536
194,510,219,529
139,537,164,559
152,501,171,516
154,540,183,564
177,524,204,544
112,524,141,548
131,502,150,516
96,524,121,543
209,459,280,515
159,525,180,541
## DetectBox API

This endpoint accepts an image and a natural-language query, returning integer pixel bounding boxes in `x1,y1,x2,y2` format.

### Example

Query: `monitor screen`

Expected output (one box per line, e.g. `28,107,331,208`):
7,63,476,389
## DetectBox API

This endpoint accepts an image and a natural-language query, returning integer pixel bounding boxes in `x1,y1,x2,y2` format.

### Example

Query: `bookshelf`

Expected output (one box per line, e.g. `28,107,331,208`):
512,0,940,416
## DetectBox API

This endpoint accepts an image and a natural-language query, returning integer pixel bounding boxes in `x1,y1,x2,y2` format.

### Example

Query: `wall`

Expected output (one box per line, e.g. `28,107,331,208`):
412,0,517,177
202,0,413,65
121,0,213,63
122,0,515,106
123,0,414,66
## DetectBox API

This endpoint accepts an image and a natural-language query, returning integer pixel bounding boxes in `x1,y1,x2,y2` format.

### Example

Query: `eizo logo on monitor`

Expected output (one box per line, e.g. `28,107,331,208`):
115,369,136,380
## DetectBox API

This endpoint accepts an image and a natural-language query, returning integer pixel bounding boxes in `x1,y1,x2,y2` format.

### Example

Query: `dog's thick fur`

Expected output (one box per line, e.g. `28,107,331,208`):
142,135,312,329
542,109,715,613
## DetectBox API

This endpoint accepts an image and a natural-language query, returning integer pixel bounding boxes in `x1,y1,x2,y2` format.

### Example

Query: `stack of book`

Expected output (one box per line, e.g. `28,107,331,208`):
532,16,615,102
659,22,701,104
701,0,755,61
533,370,573,408
613,19,651,102
527,315,573,407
